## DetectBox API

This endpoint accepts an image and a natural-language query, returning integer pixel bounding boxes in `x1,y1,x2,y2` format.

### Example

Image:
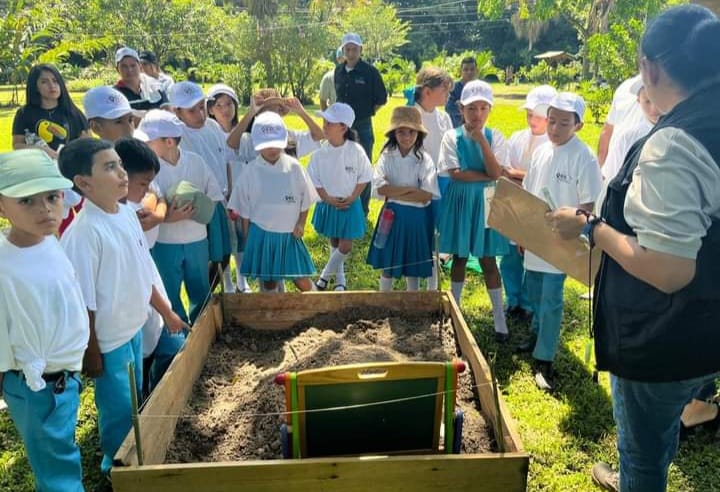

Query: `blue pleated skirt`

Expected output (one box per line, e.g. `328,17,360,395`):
312,199,366,240
430,175,451,227
241,223,316,281
207,202,232,262
367,202,434,279
438,181,509,258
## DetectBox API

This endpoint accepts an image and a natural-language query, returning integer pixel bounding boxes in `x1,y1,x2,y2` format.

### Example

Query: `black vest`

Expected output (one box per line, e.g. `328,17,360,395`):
594,82,720,382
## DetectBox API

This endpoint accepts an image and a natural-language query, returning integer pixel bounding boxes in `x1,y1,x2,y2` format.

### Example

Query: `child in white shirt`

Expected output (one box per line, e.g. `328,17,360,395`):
58,138,186,474
228,112,319,292
0,149,89,492
501,85,556,321
521,93,603,390
309,103,372,291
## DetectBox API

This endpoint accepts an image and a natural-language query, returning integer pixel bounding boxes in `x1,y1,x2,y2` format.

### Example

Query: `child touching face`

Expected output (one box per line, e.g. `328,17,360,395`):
308,103,372,291
367,107,440,292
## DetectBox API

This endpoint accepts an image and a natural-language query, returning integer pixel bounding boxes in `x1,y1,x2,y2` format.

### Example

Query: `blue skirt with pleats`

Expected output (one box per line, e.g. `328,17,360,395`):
241,223,315,281
207,202,232,262
312,199,365,240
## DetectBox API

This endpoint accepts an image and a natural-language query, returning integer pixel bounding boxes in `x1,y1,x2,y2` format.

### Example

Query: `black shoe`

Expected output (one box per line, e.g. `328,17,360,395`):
517,308,533,323
515,334,537,353
495,332,510,344
505,305,521,320
534,360,553,391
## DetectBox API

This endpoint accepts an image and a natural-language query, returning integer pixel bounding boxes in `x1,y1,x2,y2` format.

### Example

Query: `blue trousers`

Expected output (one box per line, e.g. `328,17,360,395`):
353,118,374,216
500,246,532,311
612,372,719,492
148,327,187,392
95,330,143,474
152,239,210,324
3,371,83,492
526,270,566,362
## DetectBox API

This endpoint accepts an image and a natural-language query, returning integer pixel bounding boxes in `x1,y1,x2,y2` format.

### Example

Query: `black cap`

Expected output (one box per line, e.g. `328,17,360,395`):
139,51,158,64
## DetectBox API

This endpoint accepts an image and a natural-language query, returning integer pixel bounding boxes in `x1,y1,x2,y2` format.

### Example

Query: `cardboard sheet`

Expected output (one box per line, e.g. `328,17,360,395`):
487,177,600,287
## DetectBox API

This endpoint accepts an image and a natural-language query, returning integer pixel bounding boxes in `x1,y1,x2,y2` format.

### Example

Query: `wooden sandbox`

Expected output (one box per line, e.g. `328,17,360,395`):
112,291,529,491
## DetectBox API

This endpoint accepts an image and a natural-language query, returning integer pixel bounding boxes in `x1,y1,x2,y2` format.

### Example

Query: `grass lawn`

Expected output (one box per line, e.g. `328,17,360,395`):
1,84,718,491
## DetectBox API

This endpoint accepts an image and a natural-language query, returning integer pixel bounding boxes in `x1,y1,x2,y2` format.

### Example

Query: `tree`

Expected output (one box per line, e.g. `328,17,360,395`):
336,0,410,62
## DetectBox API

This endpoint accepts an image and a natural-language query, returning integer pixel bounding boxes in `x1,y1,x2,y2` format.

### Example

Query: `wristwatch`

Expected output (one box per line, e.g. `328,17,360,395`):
579,214,605,249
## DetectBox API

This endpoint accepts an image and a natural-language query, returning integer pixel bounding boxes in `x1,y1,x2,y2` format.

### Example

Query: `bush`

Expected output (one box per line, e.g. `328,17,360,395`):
423,50,502,81
517,60,581,89
376,57,416,97
577,80,612,124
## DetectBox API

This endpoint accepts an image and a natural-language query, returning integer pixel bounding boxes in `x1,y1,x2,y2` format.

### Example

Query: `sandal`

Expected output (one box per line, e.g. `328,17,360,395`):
315,278,329,291
333,284,347,291
680,401,720,440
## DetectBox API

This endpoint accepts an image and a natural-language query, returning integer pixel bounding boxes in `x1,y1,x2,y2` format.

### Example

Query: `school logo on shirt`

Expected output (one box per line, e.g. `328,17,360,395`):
284,194,297,204
555,172,572,184
344,166,356,174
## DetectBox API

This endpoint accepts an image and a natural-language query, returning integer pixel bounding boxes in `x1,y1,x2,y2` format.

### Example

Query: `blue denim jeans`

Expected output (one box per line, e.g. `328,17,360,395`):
611,372,719,491
353,118,374,216
525,270,566,362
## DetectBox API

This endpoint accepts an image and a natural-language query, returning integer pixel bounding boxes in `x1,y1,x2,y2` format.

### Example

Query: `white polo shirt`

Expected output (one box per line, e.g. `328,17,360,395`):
153,149,224,245
180,118,233,197
61,201,155,354
307,140,372,197
372,149,440,208
523,135,603,274
437,126,509,175
415,104,453,167
228,153,319,233
0,234,89,391
602,118,653,182
507,128,550,172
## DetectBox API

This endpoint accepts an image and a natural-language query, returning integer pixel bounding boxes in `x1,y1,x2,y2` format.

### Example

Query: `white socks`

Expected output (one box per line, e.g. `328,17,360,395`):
488,288,508,335
380,276,393,292
222,266,236,293
405,277,419,291
451,281,464,305
321,249,348,284
233,252,251,293
427,261,439,290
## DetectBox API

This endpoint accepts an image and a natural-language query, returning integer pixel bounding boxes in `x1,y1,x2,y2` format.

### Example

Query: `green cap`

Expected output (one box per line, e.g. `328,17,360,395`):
166,180,215,225
0,149,73,198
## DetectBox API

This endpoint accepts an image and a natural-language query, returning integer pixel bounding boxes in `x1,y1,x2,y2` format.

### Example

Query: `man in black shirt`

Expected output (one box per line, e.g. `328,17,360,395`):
334,32,388,216
113,47,168,111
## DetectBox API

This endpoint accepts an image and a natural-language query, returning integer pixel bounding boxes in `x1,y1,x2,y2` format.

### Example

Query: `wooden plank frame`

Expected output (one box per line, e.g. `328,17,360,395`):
112,291,529,492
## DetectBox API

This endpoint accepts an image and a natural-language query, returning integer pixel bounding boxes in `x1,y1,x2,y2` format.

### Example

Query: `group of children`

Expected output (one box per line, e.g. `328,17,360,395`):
1,55,619,489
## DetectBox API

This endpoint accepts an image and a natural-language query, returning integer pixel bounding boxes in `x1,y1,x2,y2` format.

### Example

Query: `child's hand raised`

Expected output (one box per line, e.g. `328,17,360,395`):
165,200,194,223
469,126,489,144
284,97,304,114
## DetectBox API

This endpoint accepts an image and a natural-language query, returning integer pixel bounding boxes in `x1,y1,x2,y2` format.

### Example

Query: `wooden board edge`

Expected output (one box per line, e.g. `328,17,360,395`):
441,293,526,454
114,297,221,466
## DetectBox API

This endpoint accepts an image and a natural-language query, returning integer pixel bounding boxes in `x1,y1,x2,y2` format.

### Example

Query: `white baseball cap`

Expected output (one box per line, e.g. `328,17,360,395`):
316,102,355,127
135,109,184,141
115,47,140,65
83,86,141,120
460,80,494,106
548,92,586,122
521,85,558,115
251,112,288,151
629,77,645,96
207,83,239,105
168,81,205,109
341,33,363,48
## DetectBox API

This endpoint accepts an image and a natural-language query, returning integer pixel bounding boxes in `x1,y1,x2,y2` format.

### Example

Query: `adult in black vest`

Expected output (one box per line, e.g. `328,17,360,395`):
334,32,388,216
549,5,720,491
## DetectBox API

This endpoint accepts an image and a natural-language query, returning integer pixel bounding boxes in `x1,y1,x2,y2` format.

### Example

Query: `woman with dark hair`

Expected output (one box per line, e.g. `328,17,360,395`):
12,64,89,159
549,5,720,490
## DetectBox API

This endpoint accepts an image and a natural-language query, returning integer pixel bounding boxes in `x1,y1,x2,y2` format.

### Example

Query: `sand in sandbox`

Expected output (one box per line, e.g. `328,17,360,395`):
166,307,494,463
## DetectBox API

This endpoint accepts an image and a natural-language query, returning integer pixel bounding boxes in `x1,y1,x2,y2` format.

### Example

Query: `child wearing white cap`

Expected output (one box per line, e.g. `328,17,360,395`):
436,80,511,341
520,92,602,390
83,86,140,142
137,109,225,324
228,112,319,292
601,79,660,182
500,84,557,322
0,149,89,492
308,103,372,291
367,106,440,291
169,81,235,292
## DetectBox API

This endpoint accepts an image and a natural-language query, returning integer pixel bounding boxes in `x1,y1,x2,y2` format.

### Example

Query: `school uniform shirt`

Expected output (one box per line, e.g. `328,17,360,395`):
507,128,550,172
0,234,89,391
372,149,440,208
228,153,319,233
523,136,603,274
235,129,320,164
153,149,224,245
606,76,645,133
437,126,510,175
61,201,155,354
307,140,372,197
180,118,233,198
601,118,653,182
415,103,453,170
